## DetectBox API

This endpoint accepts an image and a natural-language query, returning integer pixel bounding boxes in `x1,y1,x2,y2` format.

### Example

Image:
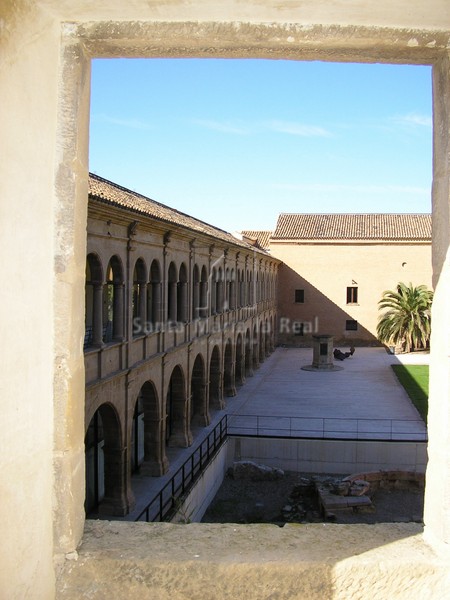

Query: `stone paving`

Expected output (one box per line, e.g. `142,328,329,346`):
226,347,428,440
122,347,428,521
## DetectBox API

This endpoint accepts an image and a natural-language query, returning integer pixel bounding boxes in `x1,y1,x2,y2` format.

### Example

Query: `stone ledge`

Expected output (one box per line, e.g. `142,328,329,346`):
56,521,450,599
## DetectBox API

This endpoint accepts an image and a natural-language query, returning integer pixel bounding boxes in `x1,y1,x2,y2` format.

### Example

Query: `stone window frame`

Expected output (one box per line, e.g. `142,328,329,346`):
53,19,450,556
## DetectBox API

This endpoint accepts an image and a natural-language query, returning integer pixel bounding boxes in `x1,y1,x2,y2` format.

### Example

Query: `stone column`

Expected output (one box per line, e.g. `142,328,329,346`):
312,334,334,369
99,446,135,517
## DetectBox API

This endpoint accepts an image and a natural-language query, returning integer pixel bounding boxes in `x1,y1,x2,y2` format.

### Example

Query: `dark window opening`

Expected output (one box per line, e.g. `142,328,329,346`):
294,321,304,336
295,289,305,303
346,320,358,331
346,286,358,304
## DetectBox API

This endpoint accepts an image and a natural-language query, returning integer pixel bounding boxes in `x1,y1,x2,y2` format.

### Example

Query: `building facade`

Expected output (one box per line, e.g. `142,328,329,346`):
85,174,279,516
244,213,432,346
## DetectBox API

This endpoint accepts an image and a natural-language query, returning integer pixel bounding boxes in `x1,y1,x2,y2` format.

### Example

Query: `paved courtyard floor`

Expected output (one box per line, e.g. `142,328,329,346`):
226,347,428,440
122,347,428,521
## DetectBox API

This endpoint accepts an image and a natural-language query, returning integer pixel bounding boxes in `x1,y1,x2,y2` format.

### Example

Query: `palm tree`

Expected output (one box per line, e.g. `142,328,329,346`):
376,282,433,353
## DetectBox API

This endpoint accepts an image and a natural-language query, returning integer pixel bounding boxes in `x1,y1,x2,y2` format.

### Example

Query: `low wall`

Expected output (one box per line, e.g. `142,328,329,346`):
230,436,427,474
58,521,450,599
171,436,426,524
171,440,232,523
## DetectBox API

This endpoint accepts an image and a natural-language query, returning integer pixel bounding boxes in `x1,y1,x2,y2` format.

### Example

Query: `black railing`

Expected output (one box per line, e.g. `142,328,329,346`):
134,411,427,523
135,415,228,522
227,414,428,442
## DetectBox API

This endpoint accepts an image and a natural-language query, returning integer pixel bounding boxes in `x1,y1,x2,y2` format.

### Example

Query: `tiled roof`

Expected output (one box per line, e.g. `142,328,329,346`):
272,213,431,241
240,230,272,250
88,173,265,252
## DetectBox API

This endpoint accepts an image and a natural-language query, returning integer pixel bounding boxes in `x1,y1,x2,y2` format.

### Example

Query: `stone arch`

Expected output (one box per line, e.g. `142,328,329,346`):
167,261,178,322
210,267,217,314
166,365,191,447
131,380,165,476
259,320,266,362
85,253,104,348
248,270,254,305
132,257,147,336
235,332,245,386
223,338,236,397
177,262,188,323
216,266,224,313
265,318,271,355
85,402,131,517
209,345,223,411
103,254,125,343
148,259,162,329
190,353,209,427
252,323,260,370
192,263,200,320
200,265,208,318
244,329,253,378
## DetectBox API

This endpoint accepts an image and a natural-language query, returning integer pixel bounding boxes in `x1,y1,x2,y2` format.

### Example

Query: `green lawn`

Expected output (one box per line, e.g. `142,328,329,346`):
391,364,429,423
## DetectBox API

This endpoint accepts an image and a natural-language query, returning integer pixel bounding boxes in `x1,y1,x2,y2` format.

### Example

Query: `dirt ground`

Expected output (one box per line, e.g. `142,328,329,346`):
201,471,424,526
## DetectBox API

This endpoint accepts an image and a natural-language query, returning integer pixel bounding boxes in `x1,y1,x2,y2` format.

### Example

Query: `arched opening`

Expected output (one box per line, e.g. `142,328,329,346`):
85,403,130,516
248,270,254,306
229,268,236,310
225,267,231,310
85,253,103,348
259,321,266,362
238,268,245,308
131,381,164,476
244,329,253,378
209,345,222,411
148,259,162,331
167,261,178,323
192,264,200,320
132,257,147,337
252,323,259,370
265,318,271,355
216,267,224,313
210,267,217,314
190,353,209,427
166,365,190,447
235,333,245,386
103,255,124,343
200,265,208,318
177,262,188,323
223,338,235,397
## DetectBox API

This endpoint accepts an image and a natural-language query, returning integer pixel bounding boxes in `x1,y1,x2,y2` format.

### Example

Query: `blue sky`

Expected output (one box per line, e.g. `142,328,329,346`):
89,59,432,233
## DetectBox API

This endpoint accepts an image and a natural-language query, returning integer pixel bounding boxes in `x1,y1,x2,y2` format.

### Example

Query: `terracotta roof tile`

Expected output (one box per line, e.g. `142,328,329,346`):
272,213,431,241
88,173,265,252
240,230,272,250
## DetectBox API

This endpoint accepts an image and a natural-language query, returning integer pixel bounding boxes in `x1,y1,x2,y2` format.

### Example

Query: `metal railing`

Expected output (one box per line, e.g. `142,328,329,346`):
135,415,228,522
134,411,427,523
226,414,428,442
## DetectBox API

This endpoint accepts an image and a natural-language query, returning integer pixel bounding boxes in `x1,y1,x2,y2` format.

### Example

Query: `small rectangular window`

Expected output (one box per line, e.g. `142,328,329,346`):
346,286,358,304
295,289,305,303
346,320,358,331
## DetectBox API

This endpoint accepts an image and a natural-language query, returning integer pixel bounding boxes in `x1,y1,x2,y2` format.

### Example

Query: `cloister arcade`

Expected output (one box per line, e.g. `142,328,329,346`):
84,174,279,516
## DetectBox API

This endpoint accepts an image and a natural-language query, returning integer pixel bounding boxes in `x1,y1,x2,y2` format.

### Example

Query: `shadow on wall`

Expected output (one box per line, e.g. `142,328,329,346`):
277,264,379,347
